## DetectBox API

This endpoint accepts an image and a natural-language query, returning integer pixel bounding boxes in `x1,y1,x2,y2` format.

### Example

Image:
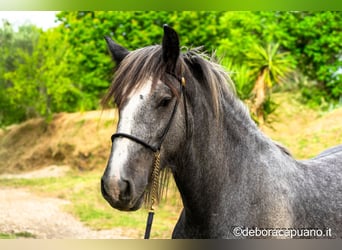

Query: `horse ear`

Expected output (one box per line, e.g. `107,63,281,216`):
104,36,129,64
162,24,180,69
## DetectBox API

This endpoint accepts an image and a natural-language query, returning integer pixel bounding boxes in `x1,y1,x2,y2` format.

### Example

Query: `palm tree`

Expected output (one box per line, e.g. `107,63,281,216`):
246,43,294,124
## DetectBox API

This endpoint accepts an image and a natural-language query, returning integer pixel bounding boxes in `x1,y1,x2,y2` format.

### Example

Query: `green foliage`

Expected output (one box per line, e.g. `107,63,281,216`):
245,43,295,88
262,96,278,121
217,11,342,104
1,11,342,126
221,57,254,100
276,11,342,103
216,12,291,65
0,21,41,125
0,232,36,239
245,42,295,123
54,11,226,111
4,26,83,122
217,12,263,63
221,40,295,122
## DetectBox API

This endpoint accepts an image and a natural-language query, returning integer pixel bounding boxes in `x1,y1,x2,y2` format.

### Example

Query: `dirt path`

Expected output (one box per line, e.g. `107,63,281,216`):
0,166,133,239
0,187,134,239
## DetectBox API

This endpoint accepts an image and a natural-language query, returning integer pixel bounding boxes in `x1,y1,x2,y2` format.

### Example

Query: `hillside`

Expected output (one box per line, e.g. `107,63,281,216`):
262,93,342,159
0,93,342,174
0,109,117,174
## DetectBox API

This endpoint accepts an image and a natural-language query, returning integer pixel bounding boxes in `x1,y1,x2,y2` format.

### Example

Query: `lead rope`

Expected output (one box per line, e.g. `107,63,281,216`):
143,76,186,239
144,151,161,239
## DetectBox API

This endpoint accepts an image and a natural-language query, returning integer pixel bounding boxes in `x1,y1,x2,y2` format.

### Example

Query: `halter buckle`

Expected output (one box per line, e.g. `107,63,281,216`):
181,77,186,87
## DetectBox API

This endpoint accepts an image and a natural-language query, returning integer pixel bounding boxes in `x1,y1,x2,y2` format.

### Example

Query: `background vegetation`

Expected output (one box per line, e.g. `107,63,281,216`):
1,11,342,126
0,11,341,239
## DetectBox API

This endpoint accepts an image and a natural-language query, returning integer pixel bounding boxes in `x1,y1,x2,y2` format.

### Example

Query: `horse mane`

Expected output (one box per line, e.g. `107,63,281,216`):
101,45,236,119
102,45,175,108
182,48,236,117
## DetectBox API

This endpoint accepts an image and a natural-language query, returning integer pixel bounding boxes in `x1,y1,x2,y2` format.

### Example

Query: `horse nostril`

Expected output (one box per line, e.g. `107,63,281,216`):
101,176,132,203
118,179,131,201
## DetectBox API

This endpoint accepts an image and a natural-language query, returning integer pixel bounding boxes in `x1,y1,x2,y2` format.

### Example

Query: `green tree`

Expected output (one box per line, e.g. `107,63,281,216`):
217,11,342,107
274,11,342,106
4,26,82,121
55,11,225,110
216,12,290,65
245,43,295,123
0,21,40,125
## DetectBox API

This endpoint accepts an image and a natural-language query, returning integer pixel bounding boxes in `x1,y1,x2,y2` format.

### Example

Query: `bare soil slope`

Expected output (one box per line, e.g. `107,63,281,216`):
0,109,117,174
262,93,342,159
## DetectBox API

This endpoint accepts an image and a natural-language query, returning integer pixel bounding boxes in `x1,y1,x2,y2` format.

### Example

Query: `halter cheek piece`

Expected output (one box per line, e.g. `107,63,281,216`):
110,72,187,239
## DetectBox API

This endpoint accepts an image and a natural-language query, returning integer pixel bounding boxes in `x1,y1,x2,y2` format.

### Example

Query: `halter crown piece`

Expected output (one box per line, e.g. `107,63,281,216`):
110,73,186,239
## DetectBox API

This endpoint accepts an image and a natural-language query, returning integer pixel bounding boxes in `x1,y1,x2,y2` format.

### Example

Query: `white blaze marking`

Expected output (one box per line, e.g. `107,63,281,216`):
108,79,153,179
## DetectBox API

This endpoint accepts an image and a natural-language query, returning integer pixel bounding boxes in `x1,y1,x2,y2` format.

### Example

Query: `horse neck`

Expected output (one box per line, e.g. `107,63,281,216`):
173,85,283,221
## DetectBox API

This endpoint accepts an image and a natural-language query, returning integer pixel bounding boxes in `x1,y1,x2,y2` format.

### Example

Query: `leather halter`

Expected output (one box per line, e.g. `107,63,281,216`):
110,73,186,239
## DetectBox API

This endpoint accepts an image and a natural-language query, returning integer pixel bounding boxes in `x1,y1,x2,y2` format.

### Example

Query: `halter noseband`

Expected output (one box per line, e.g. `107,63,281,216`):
110,73,186,239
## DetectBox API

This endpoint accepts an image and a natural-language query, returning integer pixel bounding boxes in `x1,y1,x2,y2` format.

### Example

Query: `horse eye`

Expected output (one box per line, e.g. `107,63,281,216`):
158,97,172,108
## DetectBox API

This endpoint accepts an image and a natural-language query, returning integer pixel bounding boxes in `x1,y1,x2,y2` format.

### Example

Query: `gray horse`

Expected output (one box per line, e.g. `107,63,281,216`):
100,25,342,238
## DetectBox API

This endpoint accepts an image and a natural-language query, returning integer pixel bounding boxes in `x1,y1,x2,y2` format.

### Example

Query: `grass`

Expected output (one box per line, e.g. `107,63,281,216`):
0,232,36,239
0,169,182,239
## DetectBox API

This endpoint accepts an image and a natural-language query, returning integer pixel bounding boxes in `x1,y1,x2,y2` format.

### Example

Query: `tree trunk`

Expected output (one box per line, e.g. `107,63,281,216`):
251,68,267,124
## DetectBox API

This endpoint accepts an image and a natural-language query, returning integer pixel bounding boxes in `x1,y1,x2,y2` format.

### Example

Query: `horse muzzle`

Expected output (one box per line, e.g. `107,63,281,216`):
101,175,143,211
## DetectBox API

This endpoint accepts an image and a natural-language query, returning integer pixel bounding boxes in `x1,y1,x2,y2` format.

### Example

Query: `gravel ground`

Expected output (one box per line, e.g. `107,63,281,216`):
0,166,135,239
0,188,132,239
0,165,70,179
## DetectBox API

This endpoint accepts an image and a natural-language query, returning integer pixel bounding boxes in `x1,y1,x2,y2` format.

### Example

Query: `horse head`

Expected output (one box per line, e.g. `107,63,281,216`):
101,25,187,211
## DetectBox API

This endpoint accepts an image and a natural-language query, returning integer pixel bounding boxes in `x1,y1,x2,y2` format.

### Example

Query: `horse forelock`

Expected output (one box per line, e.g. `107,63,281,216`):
102,45,180,109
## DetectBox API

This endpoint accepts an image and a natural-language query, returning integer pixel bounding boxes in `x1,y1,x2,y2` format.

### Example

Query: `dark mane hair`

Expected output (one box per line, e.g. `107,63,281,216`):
102,45,236,118
182,48,236,117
